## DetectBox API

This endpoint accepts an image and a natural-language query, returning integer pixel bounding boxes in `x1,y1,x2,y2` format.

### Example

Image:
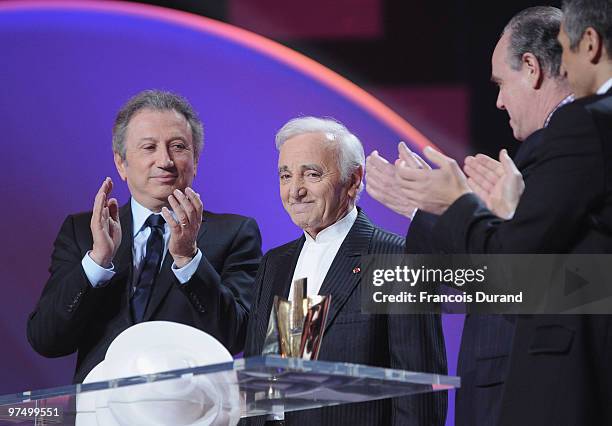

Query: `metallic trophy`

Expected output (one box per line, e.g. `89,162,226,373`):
261,278,331,360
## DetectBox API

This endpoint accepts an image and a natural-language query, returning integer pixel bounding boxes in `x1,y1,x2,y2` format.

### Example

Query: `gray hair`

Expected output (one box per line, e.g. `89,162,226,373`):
275,116,365,196
112,90,204,161
562,0,612,54
502,6,564,78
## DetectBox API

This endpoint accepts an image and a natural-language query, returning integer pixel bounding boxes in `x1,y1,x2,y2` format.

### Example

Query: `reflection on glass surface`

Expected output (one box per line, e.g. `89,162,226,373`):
0,356,459,425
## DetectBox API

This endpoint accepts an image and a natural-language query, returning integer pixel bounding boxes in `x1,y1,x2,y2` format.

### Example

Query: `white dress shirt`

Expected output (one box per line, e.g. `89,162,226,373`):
597,77,612,95
82,198,202,288
289,207,358,300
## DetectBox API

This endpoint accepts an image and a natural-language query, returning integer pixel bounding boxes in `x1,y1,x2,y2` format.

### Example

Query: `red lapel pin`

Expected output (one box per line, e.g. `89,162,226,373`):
352,266,361,274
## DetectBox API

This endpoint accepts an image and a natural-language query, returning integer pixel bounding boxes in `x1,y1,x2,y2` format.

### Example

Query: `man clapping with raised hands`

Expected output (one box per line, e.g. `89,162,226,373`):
27,90,262,383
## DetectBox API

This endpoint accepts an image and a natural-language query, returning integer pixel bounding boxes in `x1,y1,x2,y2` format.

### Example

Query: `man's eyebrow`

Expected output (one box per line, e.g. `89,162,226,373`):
301,164,323,171
168,135,188,142
278,164,324,174
138,136,190,144
139,137,158,143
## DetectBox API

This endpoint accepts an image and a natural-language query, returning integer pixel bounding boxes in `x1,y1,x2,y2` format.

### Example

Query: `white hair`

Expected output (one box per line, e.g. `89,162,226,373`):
275,116,365,197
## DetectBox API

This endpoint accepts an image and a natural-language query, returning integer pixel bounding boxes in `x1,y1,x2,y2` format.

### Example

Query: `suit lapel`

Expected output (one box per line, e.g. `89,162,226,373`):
271,238,304,300
255,211,374,351
254,237,304,352
318,209,374,334
142,215,209,321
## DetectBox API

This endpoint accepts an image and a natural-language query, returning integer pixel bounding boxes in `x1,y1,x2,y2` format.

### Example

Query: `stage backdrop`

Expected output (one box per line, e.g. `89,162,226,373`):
0,1,463,422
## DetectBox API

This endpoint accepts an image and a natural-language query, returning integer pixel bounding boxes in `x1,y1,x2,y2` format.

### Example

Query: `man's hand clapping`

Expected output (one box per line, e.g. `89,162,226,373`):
90,177,122,268
162,187,203,268
463,150,525,219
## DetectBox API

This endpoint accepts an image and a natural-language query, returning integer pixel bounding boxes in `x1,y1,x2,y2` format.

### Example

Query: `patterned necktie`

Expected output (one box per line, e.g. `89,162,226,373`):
130,214,166,322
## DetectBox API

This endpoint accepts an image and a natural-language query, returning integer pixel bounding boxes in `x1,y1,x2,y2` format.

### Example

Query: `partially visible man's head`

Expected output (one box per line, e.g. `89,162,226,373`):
492,6,566,141
112,90,204,212
559,0,612,97
275,117,364,237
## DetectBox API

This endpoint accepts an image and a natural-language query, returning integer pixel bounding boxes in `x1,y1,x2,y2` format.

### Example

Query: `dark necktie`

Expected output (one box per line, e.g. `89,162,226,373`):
131,214,165,323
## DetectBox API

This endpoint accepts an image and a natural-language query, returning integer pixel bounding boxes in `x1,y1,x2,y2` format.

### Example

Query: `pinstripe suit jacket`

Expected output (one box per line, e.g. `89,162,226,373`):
244,209,447,425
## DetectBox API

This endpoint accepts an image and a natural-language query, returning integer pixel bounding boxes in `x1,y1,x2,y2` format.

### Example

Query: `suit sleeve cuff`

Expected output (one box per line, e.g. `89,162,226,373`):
172,249,203,284
81,251,115,287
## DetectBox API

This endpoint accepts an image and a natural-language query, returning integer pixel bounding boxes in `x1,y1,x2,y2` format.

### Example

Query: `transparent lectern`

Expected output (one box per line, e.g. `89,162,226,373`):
0,356,459,425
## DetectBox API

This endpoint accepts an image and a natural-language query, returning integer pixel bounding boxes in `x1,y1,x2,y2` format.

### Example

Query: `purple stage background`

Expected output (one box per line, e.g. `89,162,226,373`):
0,2,463,423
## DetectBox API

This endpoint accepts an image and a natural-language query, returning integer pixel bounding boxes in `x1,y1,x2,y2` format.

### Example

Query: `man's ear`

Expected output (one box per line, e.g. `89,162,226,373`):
347,166,364,199
582,27,603,63
522,52,543,89
114,152,128,181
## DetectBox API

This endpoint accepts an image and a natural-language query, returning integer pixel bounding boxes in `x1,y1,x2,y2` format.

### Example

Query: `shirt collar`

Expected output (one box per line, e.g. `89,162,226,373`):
304,206,358,244
543,94,575,128
130,198,177,236
597,77,612,95
131,198,160,237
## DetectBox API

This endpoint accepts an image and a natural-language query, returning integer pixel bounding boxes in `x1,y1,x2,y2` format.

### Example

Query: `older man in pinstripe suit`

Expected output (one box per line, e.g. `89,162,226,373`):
244,116,447,426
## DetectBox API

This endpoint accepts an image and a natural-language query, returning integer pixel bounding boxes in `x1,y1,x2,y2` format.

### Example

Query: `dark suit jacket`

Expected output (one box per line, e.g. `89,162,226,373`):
27,202,262,383
428,90,612,424
433,91,612,254
244,209,448,426
406,127,545,254
406,128,546,426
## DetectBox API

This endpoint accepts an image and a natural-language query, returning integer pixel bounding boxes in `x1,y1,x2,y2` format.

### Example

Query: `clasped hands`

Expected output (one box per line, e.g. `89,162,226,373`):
366,142,524,220
89,178,203,269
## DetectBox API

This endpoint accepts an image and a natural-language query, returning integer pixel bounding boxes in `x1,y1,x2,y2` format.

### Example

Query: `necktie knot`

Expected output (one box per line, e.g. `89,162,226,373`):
146,214,165,231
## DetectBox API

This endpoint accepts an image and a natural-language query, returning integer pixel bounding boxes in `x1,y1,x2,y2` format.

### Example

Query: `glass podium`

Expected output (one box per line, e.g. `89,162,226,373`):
0,356,459,425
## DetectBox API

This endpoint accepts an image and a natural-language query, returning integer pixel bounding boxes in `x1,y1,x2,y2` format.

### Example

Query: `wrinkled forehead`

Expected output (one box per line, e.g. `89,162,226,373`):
278,132,339,168
126,108,192,141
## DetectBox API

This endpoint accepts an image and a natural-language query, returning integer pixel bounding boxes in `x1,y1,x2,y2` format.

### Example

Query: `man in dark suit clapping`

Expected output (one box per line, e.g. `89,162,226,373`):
27,90,263,383
368,1,612,424
367,7,574,425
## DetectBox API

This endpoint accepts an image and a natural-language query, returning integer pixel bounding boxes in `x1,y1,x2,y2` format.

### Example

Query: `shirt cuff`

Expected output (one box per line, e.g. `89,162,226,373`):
82,251,115,287
172,249,202,284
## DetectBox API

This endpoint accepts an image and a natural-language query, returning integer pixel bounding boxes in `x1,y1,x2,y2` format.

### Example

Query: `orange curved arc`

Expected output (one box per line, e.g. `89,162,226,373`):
0,0,437,151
